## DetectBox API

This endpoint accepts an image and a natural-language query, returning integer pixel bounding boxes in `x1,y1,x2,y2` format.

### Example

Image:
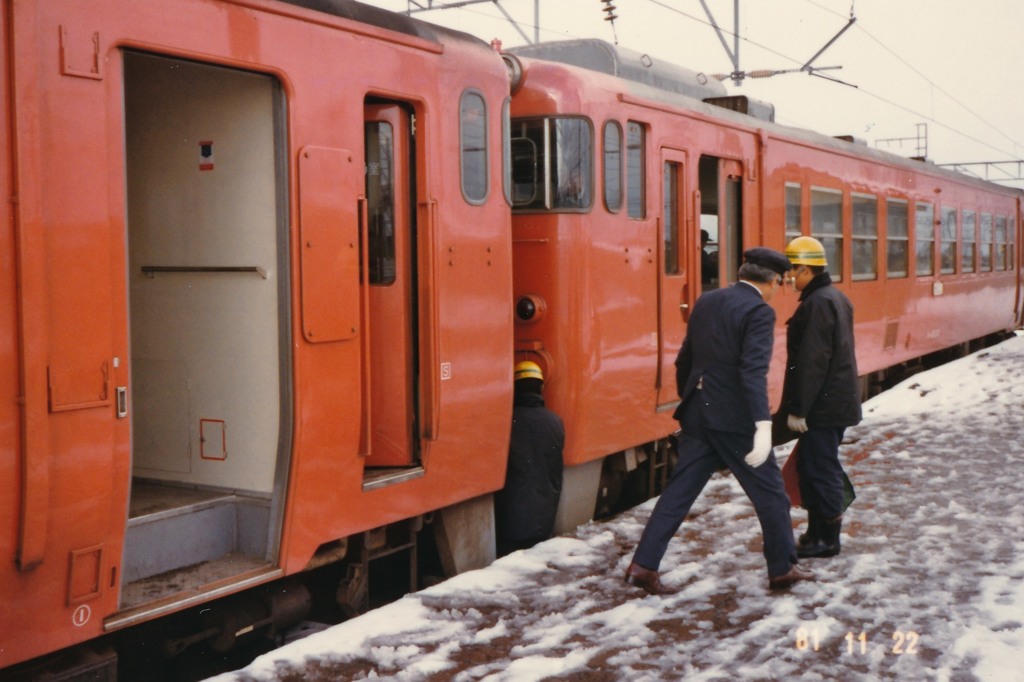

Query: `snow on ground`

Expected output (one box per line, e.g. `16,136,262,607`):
210,334,1024,681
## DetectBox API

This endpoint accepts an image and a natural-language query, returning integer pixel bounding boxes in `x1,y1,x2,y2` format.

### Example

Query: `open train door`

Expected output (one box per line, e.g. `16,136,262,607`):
656,148,696,409
119,52,288,613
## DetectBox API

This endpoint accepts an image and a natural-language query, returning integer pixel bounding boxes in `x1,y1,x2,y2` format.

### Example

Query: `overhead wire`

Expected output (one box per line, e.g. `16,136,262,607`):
638,0,1023,160
397,0,1021,162
799,0,1024,156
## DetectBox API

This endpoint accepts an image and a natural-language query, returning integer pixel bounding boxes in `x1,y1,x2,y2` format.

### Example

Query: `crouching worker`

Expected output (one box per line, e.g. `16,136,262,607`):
495,361,565,557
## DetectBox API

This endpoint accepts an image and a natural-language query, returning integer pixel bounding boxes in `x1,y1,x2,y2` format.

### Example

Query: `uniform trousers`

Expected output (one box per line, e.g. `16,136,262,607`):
795,427,847,519
632,396,798,578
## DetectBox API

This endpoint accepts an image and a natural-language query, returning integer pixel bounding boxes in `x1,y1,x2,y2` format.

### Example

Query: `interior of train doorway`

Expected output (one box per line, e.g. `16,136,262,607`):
120,51,289,611
699,155,744,288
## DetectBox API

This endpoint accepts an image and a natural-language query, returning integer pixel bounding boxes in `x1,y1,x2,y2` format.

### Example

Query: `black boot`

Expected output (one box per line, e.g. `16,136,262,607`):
797,514,842,558
797,510,821,549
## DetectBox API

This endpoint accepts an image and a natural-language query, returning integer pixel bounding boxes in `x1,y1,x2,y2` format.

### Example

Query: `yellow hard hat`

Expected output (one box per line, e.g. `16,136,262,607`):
514,360,544,382
785,236,827,266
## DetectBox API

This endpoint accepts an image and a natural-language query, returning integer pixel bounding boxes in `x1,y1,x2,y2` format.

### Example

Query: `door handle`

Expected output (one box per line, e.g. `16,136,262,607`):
116,387,128,418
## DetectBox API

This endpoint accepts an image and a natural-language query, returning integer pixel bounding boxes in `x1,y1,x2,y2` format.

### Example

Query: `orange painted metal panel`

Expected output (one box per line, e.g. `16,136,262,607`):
299,146,361,343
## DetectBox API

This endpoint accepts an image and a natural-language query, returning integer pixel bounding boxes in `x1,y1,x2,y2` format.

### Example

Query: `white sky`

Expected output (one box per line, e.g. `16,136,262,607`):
369,0,1024,188
210,332,1024,680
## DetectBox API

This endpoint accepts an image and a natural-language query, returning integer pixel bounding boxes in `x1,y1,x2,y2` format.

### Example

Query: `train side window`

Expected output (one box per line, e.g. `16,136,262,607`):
811,187,843,281
961,210,976,273
940,206,957,275
980,213,993,271
626,121,645,219
785,182,802,241
915,202,935,277
852,193,877,281
604,121,623,212
995,216,1008,270
886,198,909,278
460,90,488,204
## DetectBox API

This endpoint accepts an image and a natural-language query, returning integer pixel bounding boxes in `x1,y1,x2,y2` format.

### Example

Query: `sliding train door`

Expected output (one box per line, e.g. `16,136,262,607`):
657,149,694,408
121,51,288,609
363,103,419,469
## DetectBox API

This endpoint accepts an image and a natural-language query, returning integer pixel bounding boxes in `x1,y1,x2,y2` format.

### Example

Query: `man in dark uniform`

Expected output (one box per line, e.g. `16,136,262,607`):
781,236,861,558
624,248,814,593
495,361,565,557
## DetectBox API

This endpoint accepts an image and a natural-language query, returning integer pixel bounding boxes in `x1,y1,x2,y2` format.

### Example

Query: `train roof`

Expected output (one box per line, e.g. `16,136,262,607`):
278,0,490,50
508,40,1021,198
507,39,727,102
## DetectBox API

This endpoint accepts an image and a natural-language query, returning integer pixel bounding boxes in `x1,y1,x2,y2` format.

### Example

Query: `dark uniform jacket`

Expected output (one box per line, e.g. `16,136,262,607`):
495,390,565,546
673,282,775,435
782,272,862,428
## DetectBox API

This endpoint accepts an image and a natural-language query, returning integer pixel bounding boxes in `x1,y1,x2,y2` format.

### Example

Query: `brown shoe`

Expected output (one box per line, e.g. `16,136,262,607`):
768,564,815,591
624,561,669,595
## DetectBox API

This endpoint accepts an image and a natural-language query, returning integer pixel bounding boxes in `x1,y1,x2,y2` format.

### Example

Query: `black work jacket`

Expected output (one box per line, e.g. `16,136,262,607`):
782,272,862,428
495,390,565,543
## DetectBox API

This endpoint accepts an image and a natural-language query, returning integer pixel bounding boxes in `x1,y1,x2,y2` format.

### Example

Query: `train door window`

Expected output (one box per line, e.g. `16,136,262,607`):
995,216,1008,270
627,121,645,218
811,187,843,281
367,121,397,285
509,117,592,211
979,212,993,271
723,172,742,282
663,162,679,274
940,207,958,275
785,182,802,241
460,90,488,204
852,193,878,281
962,210,976,273
604,121,623,212
886,198,909,278
915,202,935,277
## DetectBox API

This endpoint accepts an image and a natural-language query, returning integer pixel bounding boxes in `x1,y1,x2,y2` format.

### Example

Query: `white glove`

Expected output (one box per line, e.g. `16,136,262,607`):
787,414,809,433
744,421,773,467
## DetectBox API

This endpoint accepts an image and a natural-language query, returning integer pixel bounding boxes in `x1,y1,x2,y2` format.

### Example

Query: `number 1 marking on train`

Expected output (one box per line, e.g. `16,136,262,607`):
72,604,91,627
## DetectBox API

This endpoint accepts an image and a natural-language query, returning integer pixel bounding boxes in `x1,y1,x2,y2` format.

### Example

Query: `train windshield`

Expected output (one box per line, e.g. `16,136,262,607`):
510,117,593,211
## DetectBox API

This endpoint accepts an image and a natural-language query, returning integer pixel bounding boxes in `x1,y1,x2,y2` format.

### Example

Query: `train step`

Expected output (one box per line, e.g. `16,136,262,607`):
123,481,271,586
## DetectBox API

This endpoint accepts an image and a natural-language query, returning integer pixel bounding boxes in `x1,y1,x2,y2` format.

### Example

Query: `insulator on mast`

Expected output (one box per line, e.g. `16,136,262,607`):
600,0,618,22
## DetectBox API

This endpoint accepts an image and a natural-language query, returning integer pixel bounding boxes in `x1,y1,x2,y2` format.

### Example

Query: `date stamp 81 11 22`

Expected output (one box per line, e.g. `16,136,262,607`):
794,627,921,655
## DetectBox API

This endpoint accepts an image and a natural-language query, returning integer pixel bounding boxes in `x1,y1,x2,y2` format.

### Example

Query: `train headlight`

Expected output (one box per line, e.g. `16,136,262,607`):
516,294,546,323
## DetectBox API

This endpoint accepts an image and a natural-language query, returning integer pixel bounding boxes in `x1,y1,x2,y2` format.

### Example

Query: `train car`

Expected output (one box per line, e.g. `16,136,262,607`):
2,0,513,676
503,39,1023,526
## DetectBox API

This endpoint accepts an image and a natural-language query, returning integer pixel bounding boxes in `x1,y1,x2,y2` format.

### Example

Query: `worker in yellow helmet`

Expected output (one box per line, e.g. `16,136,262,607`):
781,236,862,559
495,361,565,556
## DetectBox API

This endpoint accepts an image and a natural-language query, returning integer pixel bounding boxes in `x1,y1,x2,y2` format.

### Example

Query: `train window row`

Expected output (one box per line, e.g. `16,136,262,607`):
501,113,1016,284
785,182,1016,282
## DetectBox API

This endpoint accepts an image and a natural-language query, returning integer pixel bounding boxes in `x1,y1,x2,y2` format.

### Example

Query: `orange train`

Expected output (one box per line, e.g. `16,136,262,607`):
1,0,1020,677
